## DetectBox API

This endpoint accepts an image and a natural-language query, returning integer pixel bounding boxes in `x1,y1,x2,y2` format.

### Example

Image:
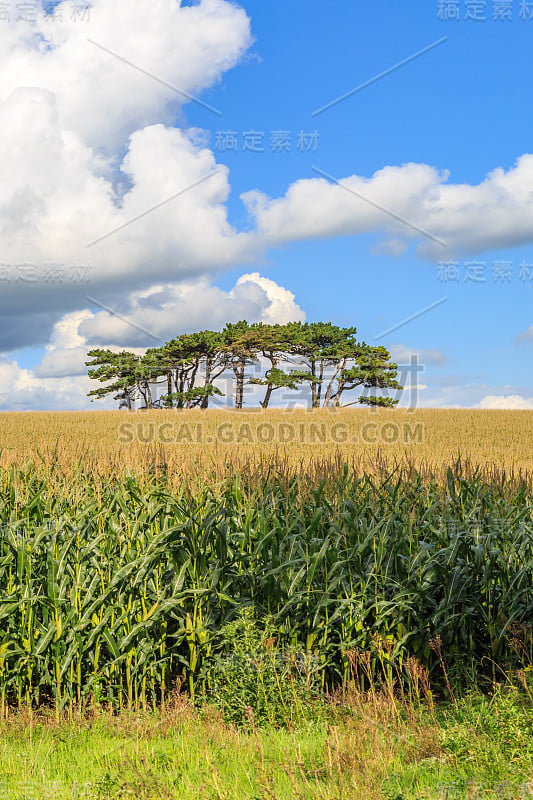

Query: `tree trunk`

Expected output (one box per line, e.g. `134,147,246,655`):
176,369,186,409
310,360,317,408
323,358,346,408
145,382,153,408
312,361,324,408
201,356,213,409
186,360,200,408
261,352,277,409
317,362,324,406
334,380,345,407
234,362,245,409
261,384,274,409
139,385,148,408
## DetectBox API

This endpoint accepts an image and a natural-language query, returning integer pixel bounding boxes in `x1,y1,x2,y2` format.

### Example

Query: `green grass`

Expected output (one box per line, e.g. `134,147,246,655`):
0,687,532,799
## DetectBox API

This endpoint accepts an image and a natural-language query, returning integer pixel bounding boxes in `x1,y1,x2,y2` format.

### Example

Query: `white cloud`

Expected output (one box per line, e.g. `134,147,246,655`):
244,155,533,260
234,273,305,325
33,311,93,377
0,356,98,411
477,394,533,410
0,0,252,152
50,310,92,350
34,347,88,379
0,0,256,350
80,272,305,347
0,105,258,333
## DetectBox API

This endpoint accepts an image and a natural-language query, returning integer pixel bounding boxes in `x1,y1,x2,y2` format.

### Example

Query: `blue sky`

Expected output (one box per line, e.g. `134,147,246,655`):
203,0,533,405
2,0,532,409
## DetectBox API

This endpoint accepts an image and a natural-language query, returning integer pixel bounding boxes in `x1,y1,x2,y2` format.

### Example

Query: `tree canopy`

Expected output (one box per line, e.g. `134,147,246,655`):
86,321,402,409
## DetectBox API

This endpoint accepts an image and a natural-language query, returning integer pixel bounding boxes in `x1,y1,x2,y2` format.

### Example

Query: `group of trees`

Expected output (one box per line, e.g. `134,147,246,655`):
86,321,403,410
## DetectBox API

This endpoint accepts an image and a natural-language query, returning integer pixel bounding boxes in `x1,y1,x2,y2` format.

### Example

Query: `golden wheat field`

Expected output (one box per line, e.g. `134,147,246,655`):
0,408,531,486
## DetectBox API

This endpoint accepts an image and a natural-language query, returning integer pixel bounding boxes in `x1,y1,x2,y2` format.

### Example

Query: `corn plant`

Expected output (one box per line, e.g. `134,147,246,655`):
0,463,531,714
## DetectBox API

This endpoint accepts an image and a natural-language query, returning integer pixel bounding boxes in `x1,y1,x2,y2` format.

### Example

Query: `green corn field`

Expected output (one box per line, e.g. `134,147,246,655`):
0,458,532,716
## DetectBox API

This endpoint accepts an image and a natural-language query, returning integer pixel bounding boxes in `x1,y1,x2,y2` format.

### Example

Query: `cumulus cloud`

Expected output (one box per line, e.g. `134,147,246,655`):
80,272,305,347
0,0,251,152
477,394,533,410
33,310,93,378
0,357,97,411
233,273,305,325
244,155,533,261
0,0,256,342
0,101,257,320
